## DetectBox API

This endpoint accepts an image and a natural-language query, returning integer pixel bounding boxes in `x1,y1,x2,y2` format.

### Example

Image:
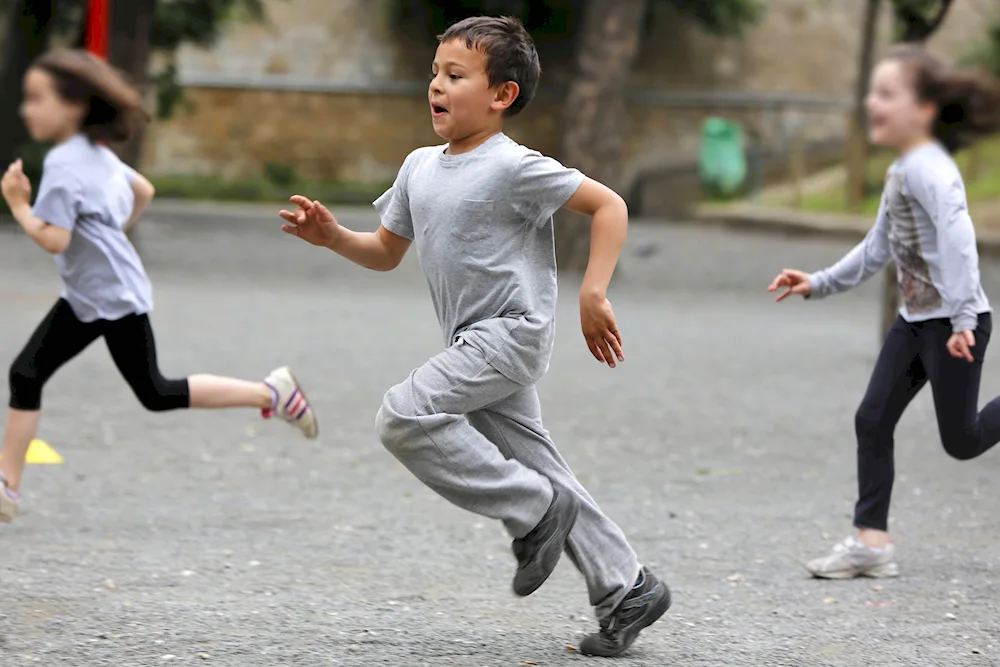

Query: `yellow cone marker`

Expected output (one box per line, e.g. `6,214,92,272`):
26,439,64,464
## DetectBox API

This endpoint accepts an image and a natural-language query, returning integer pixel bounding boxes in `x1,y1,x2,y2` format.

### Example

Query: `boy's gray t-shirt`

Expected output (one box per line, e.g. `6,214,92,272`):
32,134,152,323
375,132,585,385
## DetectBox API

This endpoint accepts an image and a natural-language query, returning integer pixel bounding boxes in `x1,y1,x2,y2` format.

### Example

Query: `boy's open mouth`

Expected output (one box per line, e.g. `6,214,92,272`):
431,104,448,115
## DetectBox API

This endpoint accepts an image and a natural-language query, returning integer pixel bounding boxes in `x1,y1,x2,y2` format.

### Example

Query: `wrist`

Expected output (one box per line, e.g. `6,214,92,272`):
324,229,345,252
10,202,32,223
579,283,606,302
952,314,978,334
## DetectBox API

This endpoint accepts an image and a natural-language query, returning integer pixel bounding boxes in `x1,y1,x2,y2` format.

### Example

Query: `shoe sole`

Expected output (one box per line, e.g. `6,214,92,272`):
580,583,673,657
512,490,581,597
281,367,319,440
805,562,899,579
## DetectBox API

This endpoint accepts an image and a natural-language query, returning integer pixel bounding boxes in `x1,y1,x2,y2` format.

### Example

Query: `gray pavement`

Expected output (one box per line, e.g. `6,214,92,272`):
2,202,1000,666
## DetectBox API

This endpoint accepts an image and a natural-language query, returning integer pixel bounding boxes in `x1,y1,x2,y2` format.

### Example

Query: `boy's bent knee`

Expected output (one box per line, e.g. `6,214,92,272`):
376,386,421,453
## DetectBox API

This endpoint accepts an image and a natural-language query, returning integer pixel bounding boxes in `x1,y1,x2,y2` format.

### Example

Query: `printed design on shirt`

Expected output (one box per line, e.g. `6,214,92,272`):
885,171,942,314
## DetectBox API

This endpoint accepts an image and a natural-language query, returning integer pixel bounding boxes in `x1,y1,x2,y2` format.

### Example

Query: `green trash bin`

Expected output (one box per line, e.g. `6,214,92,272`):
699,117,747,196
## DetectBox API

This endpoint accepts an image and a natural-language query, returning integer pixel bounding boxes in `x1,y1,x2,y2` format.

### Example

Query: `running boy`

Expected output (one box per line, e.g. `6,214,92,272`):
768,44,1000,579
280,15,669,657
1,49,318,524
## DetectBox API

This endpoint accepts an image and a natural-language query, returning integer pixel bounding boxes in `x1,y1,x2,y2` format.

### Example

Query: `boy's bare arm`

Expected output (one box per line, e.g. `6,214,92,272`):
562,177,628,368
280,196,410,271
563,177,628,298
330,223,411,271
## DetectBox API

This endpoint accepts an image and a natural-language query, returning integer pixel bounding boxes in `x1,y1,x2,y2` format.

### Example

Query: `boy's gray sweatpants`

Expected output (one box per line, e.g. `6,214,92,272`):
376,340,641,619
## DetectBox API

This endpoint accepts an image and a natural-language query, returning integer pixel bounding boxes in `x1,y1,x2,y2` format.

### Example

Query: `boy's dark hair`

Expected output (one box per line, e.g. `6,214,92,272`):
439,16,541,117
884,44,1000,153
32,49,149,143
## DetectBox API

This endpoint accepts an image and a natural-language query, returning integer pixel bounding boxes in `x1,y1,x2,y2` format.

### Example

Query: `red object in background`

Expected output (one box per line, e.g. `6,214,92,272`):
85,0,109,58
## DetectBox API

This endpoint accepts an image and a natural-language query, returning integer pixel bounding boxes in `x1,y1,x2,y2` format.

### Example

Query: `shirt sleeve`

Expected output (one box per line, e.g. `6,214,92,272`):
121,163,138,185
511,151,585,228
101,145,137,185
32,164,82,232
808,196,893,299
373,153,415,241
906,165,981,332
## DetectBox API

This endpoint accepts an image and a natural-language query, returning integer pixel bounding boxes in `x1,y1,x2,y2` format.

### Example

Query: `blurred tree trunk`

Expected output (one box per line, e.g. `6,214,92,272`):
0,0,54,191
847,0,897,342
108,0,156,169
105,0,156,249
847,0,881,214
555,0,647,274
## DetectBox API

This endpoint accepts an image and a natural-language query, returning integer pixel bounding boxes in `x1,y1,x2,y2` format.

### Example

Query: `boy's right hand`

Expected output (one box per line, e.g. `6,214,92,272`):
767,268,812,302
279,195,342,248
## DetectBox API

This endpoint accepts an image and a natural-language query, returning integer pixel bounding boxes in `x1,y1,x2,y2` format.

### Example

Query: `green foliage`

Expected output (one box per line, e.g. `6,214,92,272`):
761,136,1000,217
392,0,574,40
392,0,763,40
658,0,764,37
152,61,189,120
150,174,389,205
890,0,953,42
149,0,270,120
263,161,297,187
961,17,1000,78
150,0,266,51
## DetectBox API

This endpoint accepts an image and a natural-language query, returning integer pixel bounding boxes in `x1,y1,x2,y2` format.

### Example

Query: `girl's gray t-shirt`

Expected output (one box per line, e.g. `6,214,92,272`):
374,132,585,386
32,134,152,323
809,141,990,332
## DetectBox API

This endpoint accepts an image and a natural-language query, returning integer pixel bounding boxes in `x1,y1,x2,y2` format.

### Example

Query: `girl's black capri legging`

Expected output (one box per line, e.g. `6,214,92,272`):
8,299,190,412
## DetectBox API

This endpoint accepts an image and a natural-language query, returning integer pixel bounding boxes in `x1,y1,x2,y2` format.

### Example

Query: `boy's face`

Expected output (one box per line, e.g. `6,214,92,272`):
429,39,511,142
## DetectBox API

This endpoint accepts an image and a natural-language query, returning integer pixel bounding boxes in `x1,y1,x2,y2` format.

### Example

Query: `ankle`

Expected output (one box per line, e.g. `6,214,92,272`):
262,382,278,411
858,528,890,550
1,477,20,496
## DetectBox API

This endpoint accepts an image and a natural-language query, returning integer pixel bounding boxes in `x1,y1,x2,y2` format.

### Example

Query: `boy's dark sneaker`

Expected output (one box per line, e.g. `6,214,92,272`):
511,485,580,596
578,567,671,657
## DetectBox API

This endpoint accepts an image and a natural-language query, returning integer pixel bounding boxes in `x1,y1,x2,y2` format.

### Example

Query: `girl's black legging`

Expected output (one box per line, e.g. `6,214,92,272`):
8,299,190,412
854,312,1000,531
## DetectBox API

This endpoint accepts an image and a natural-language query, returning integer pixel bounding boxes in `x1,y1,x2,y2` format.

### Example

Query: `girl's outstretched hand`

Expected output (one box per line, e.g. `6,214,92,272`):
768,268,812,302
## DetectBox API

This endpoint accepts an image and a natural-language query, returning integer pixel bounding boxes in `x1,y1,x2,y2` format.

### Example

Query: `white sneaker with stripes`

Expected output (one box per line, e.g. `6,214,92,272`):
263,367,318,439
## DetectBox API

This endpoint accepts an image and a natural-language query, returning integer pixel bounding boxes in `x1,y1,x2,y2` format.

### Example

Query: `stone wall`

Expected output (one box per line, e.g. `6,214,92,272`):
142,0,997,188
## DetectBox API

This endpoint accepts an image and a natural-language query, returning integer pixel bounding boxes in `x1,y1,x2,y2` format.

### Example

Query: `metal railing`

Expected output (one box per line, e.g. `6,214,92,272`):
175,71,852,110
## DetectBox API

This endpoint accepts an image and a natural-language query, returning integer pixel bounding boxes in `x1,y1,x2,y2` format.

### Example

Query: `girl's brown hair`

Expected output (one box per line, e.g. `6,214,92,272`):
883,44,1000,153
32,49,150,143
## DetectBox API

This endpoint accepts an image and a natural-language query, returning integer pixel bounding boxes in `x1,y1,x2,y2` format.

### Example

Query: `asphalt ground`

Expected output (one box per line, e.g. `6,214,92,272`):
1,202,999,666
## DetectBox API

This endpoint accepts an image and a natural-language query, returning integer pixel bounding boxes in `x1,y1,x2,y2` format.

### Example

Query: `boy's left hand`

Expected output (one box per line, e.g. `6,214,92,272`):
580,292,624,368
1,160,31,208
947,329,976,362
